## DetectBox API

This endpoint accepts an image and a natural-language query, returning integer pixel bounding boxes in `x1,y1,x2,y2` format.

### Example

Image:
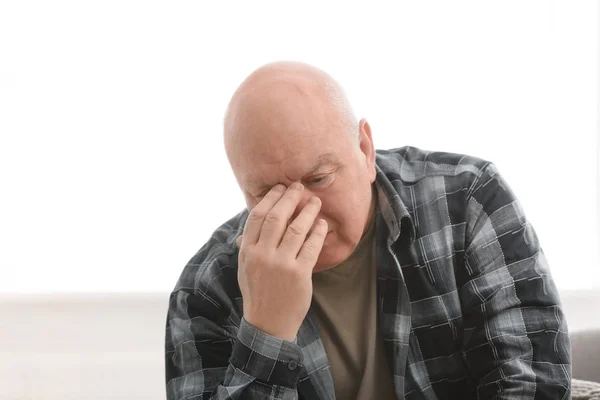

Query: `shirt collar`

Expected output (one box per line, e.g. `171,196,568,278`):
373,160,416,244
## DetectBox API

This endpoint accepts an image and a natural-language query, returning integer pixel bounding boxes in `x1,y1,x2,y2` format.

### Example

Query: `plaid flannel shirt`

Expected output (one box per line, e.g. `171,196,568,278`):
165,146,572,399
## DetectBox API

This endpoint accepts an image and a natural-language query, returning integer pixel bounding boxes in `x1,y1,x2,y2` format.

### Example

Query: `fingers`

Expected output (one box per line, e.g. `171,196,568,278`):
297,219,328,265
257,182,305,247
242,184,286,246
279,196,322,256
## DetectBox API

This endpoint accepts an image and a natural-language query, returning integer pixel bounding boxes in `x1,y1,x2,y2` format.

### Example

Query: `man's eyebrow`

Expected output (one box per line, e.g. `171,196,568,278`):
305,153,339,175
251,153,339,190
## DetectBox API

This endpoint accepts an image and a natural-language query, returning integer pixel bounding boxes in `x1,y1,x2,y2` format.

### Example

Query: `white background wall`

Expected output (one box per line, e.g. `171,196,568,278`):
0,1,598,293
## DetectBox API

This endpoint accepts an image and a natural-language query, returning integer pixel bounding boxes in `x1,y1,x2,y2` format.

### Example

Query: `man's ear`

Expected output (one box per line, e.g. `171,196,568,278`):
358,118,376,183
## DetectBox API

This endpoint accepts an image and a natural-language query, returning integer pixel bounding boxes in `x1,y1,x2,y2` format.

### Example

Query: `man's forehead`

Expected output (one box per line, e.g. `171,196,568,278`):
245,152,340,189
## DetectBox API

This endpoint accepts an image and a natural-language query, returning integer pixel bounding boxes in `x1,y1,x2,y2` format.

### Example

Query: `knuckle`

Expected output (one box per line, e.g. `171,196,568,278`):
246,249,268,267
289,266,304,278
303,239,319,254
248,210,265,221
264,212,282,224
287,223,304,236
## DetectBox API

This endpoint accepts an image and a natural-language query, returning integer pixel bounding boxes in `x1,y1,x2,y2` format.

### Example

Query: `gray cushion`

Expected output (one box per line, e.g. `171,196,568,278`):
573,379,600,400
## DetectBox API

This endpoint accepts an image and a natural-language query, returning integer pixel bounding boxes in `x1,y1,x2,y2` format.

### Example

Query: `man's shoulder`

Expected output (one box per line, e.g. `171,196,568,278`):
376,145,491,185
171,208,248,296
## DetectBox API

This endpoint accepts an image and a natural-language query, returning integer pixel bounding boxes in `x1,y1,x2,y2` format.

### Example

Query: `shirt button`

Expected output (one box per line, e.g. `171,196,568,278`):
288,359,298,370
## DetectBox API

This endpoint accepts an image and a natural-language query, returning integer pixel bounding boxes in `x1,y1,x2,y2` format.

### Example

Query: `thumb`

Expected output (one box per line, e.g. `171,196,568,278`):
236,235,243,248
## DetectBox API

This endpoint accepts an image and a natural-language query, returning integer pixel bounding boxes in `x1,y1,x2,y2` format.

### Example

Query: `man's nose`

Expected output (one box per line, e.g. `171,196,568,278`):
288,190,320,225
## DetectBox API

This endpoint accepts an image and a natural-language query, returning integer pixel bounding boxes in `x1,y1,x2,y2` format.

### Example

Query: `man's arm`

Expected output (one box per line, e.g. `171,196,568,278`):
165,183,327,399
460,162,571,399
165,289,303,400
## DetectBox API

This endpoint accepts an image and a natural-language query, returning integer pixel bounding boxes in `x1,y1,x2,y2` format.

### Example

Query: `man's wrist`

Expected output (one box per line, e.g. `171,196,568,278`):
243,312,298,342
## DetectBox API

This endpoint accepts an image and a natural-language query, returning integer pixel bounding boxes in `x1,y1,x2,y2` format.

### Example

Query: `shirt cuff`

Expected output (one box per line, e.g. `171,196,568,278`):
230,317,304,388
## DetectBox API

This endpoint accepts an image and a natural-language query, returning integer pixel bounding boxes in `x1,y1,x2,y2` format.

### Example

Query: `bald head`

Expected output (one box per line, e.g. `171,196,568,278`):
223,61,358,167
221,62,377,272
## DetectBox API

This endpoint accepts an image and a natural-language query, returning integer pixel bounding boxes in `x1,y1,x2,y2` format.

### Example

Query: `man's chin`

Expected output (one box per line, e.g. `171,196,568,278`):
312,246,349,273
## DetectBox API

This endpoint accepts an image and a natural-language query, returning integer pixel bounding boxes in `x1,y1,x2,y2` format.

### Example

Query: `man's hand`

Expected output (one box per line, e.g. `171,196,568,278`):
236,182,328,342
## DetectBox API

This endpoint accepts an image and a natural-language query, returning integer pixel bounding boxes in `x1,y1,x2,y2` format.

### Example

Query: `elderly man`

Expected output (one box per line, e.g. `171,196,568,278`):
165,61,571,399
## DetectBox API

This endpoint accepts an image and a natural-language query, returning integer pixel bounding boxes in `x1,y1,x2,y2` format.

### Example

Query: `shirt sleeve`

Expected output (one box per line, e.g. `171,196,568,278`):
165,289,304,399
460,162,572,399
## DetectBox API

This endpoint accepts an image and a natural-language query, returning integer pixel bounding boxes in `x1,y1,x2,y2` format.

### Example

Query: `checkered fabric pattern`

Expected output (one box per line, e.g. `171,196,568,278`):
165,146,571,399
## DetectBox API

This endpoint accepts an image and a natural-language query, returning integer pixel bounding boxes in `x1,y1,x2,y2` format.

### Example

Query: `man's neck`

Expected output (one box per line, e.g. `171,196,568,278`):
362,185,377,237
